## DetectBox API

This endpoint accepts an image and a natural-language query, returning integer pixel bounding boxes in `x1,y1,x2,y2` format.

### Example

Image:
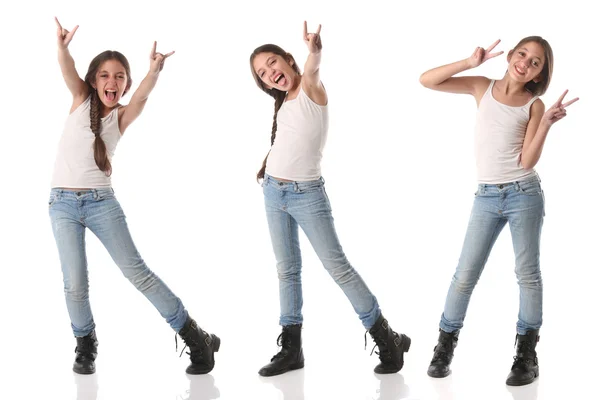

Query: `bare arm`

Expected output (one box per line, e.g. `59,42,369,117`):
55,17,88,111
118,42,174,134
419,40,504,101
301,21,327,105
520,90,580,169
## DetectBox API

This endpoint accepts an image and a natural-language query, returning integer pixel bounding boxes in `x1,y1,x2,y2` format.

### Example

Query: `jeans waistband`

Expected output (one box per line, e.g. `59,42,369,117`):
263,174,325,191
50,187,114,200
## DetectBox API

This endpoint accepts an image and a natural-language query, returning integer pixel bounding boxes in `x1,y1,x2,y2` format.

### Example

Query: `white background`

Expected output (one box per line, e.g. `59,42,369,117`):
1,0,597,399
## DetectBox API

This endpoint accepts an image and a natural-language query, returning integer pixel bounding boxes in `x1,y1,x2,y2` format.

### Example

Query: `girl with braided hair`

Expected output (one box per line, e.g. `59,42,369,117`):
250,22,411,377
49,18,219,375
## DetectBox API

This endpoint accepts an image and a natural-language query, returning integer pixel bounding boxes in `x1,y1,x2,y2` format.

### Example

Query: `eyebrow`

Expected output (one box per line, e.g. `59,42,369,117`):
521,47,542,62
99,70,125,75
256,56,275,74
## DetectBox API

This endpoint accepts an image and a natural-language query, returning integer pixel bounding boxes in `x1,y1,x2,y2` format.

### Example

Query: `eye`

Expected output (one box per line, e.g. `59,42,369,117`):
260,71,265,78
518,51,525,56
269,59,275,66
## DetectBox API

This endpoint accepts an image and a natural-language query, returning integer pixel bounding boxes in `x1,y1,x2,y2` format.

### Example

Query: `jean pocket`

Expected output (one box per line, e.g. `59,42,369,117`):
298,181,324,193
96,190,115,201
518,181,543,196
48,194,56,207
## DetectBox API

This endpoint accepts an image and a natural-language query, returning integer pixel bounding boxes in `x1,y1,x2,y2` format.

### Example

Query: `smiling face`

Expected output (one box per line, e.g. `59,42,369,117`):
84,51,133,111
507,41,546,84
92,59,129,108
252,52,299,92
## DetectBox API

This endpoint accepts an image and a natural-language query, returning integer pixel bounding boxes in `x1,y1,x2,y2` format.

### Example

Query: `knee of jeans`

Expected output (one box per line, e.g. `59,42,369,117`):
324,258,355,283
276,261,301,281
64,283,89,301
516,268,543,287
451,273,479,294
120,257,151,281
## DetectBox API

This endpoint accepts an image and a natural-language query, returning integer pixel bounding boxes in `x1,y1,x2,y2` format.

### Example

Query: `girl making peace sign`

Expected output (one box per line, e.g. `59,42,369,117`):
49,18,219,375
420,36,578,386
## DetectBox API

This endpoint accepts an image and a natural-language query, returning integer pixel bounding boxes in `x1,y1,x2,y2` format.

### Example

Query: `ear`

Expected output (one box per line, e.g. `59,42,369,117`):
532,74,542,84
286,54,294,67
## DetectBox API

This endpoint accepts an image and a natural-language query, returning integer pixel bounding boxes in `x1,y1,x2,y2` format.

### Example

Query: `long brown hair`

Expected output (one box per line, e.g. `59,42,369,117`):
250,44,301,181
509,36,554,96
84,51,132,175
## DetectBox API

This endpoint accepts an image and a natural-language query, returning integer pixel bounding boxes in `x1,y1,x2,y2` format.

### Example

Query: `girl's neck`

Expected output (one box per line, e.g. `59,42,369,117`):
497,74,528,96
289,74,302,93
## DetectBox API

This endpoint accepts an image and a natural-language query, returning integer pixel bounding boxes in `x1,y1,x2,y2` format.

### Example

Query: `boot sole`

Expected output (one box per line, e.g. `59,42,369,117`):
258,361,305,377
427,368,451,378
73,368,96,375
506,369,539,386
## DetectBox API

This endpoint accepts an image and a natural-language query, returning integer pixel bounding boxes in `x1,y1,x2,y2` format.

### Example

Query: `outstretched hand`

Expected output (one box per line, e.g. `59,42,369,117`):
55,17,78,49
542,89,579,126
303,21,322,54
150,41,174,73
468,39,504,68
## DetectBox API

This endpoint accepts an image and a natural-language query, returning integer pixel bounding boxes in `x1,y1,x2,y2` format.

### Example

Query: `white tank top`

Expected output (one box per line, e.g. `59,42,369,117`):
474,80,538,184
265,85,329,181
51,96,122,188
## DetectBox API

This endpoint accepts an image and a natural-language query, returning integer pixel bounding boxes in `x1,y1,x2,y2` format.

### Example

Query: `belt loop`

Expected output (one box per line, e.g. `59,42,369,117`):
93,189,99,200
293,181,300,192
320,176,325,184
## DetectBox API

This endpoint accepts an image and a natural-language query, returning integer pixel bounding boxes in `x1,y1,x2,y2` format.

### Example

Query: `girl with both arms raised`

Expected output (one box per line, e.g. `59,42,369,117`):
420,37,578,386
250,22,411,377
49,18,219,375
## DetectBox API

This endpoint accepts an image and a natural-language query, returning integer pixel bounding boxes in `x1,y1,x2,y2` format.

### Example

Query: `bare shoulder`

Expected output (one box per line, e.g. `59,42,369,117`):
69,93,89,114
471,76,492,102
301,77,327,106
530,98,545,115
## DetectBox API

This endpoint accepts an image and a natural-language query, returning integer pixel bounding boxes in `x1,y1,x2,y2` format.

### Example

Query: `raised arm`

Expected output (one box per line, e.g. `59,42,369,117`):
419,39,504,101
118,41,174,134
55,17,88,111
301,21,327,105
520,90,579,169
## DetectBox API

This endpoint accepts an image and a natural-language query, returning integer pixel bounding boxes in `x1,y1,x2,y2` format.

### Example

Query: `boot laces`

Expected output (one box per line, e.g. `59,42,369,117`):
175,333,204,361
75,335,96,355
271,332,291,361
430,336,453,364
364,331,392,361
512,338,536,369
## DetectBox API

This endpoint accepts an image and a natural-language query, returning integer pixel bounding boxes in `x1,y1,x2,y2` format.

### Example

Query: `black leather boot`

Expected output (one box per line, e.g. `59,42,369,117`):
73,330,98,374
506,330,539,386
427,329,459,378
259,324,304,377
178,316,220,375
368,314,411,374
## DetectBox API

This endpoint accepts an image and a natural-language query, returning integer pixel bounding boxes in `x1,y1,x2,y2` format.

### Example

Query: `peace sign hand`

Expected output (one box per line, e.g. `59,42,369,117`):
149,41,175,73
303,21,322,54
542,89,579,126
55,17,78,49
468,39,504,68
